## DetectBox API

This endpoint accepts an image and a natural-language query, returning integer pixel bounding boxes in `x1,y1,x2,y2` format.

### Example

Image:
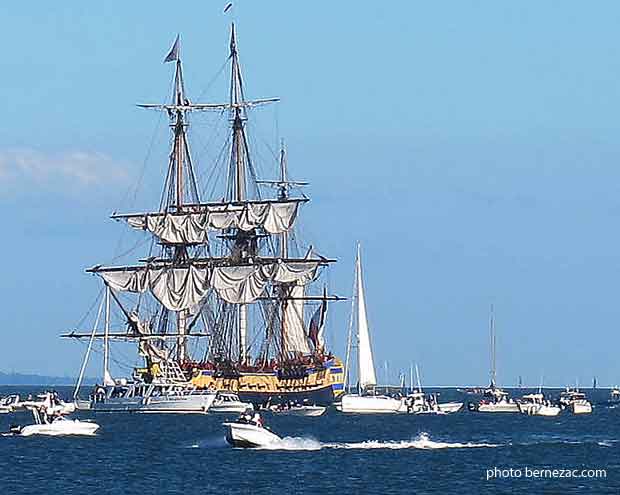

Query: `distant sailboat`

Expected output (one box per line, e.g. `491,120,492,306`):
471,306,519,413
336,244,404,414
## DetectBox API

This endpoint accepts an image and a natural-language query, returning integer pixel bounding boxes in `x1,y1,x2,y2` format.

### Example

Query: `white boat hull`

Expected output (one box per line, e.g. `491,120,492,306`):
92,393,216,414
18,419,99,436
520,403,561,416
224,422,281,448
477,402,520,413
271,405,326,416
336,394,405,414
571,402,592,414
437,402,463,413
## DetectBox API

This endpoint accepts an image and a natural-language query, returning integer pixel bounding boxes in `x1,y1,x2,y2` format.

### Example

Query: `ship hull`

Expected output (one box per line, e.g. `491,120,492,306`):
190,359,345,407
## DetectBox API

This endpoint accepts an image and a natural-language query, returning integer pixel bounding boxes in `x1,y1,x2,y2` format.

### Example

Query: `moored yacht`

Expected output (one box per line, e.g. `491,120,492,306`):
518,393,561,417
559,388,592,414
335,244,406,414
208,391,253,414
470,306,519,413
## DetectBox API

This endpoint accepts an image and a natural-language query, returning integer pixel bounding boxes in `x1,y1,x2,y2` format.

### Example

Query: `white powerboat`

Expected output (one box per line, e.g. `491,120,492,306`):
9,394,100,436
268,402,326,416
208,392,253,414
224,421,281,448
338,244,405,414
0,395,21,414
518,393,561,417
559,389,592,414
20,392,76,416
12,415,100,437
403,366,463,414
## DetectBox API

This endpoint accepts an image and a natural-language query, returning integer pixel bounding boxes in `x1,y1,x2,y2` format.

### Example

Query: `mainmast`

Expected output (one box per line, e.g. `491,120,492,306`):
489,304,496,388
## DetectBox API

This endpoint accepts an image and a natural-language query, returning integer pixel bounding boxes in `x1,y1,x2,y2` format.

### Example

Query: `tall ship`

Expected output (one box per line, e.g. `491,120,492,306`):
66,24,345,407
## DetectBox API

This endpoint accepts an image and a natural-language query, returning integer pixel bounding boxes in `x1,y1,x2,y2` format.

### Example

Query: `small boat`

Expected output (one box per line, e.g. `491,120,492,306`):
20,392,76,416
8,395,100,436
223,414,281,448
559,388,592,414
404,365,463,415
610,387,620,403
269,402,326,416
518,393,561,417
11,415,100,437
208,392,254,414
0,395,21,414
337,244,406,414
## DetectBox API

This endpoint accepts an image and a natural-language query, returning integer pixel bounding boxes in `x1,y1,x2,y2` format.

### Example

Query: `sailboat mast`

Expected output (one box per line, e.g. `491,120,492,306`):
489,304,496,388
279,145,288,359
103,285,112,385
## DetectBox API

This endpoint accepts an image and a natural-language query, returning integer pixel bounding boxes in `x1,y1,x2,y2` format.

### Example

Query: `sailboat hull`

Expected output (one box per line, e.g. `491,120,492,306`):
336,394,405,414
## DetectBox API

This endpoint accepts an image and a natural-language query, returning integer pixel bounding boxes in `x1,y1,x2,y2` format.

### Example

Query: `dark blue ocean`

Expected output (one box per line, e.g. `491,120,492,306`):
0,386,618,494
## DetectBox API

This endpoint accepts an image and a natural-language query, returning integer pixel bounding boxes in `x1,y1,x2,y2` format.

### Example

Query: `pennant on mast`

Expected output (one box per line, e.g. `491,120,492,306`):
164,34,181,63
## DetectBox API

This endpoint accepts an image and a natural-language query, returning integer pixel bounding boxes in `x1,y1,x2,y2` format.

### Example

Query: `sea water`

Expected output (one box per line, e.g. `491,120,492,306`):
0,386,618,494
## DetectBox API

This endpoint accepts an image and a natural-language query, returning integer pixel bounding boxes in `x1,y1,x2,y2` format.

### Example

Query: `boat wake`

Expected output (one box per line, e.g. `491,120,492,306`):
259,432,498,451
322,432,498,450
188,432,499,451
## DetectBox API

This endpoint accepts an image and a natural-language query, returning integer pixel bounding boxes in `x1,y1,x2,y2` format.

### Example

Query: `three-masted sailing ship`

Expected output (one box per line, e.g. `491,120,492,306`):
66,25,345,407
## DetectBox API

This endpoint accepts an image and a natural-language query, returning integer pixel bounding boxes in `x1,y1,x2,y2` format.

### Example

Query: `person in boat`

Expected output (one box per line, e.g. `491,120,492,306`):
252,412,263,428
237,408,254,424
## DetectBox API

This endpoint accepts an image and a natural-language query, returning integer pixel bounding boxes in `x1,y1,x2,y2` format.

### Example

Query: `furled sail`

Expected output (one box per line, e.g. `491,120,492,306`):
282,283,311,354
356,245,377,389
117,199,304,244
98,261,319,311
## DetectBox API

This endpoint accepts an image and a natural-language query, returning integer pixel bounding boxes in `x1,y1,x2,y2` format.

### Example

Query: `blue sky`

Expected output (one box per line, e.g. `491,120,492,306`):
1,1,620,386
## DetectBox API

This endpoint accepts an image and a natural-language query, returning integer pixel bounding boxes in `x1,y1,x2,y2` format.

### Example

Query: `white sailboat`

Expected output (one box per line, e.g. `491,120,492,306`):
336,244,405,414
404,364,463,414
471,306,519,413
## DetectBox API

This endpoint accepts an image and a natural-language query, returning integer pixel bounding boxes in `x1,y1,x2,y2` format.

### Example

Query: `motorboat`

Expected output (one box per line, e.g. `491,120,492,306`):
269,402,326,416
559,389,592,414
0,395,21,414
20,392,76,415
91,379,216,414
208,391,253,414
610,387,620,403
403,366,463,414
337,244,405,414
11,414,100,437
518,393,561,417
8,394,100,436
224,417,281,448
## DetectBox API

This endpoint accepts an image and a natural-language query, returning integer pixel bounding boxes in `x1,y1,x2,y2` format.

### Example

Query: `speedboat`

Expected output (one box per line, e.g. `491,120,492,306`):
208,392,253,414
610,387,620,403
223,421,281,448
437,402,464,413
9,402,99,437
518,393,561,417
559,389,592,414
12,415,100,437
269,402,326,416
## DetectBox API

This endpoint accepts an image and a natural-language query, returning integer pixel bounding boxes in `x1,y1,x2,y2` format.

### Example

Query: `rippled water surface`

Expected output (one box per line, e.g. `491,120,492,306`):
1,386,618,494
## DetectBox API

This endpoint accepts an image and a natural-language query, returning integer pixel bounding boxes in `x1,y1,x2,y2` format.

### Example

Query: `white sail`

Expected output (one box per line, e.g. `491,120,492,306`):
283,283,311,354
99,261,319,311
356,244,377,389
119,200,303,244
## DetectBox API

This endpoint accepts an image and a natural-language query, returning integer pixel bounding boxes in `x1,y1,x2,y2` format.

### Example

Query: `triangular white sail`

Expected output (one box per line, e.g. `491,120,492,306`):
356,244,377,389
